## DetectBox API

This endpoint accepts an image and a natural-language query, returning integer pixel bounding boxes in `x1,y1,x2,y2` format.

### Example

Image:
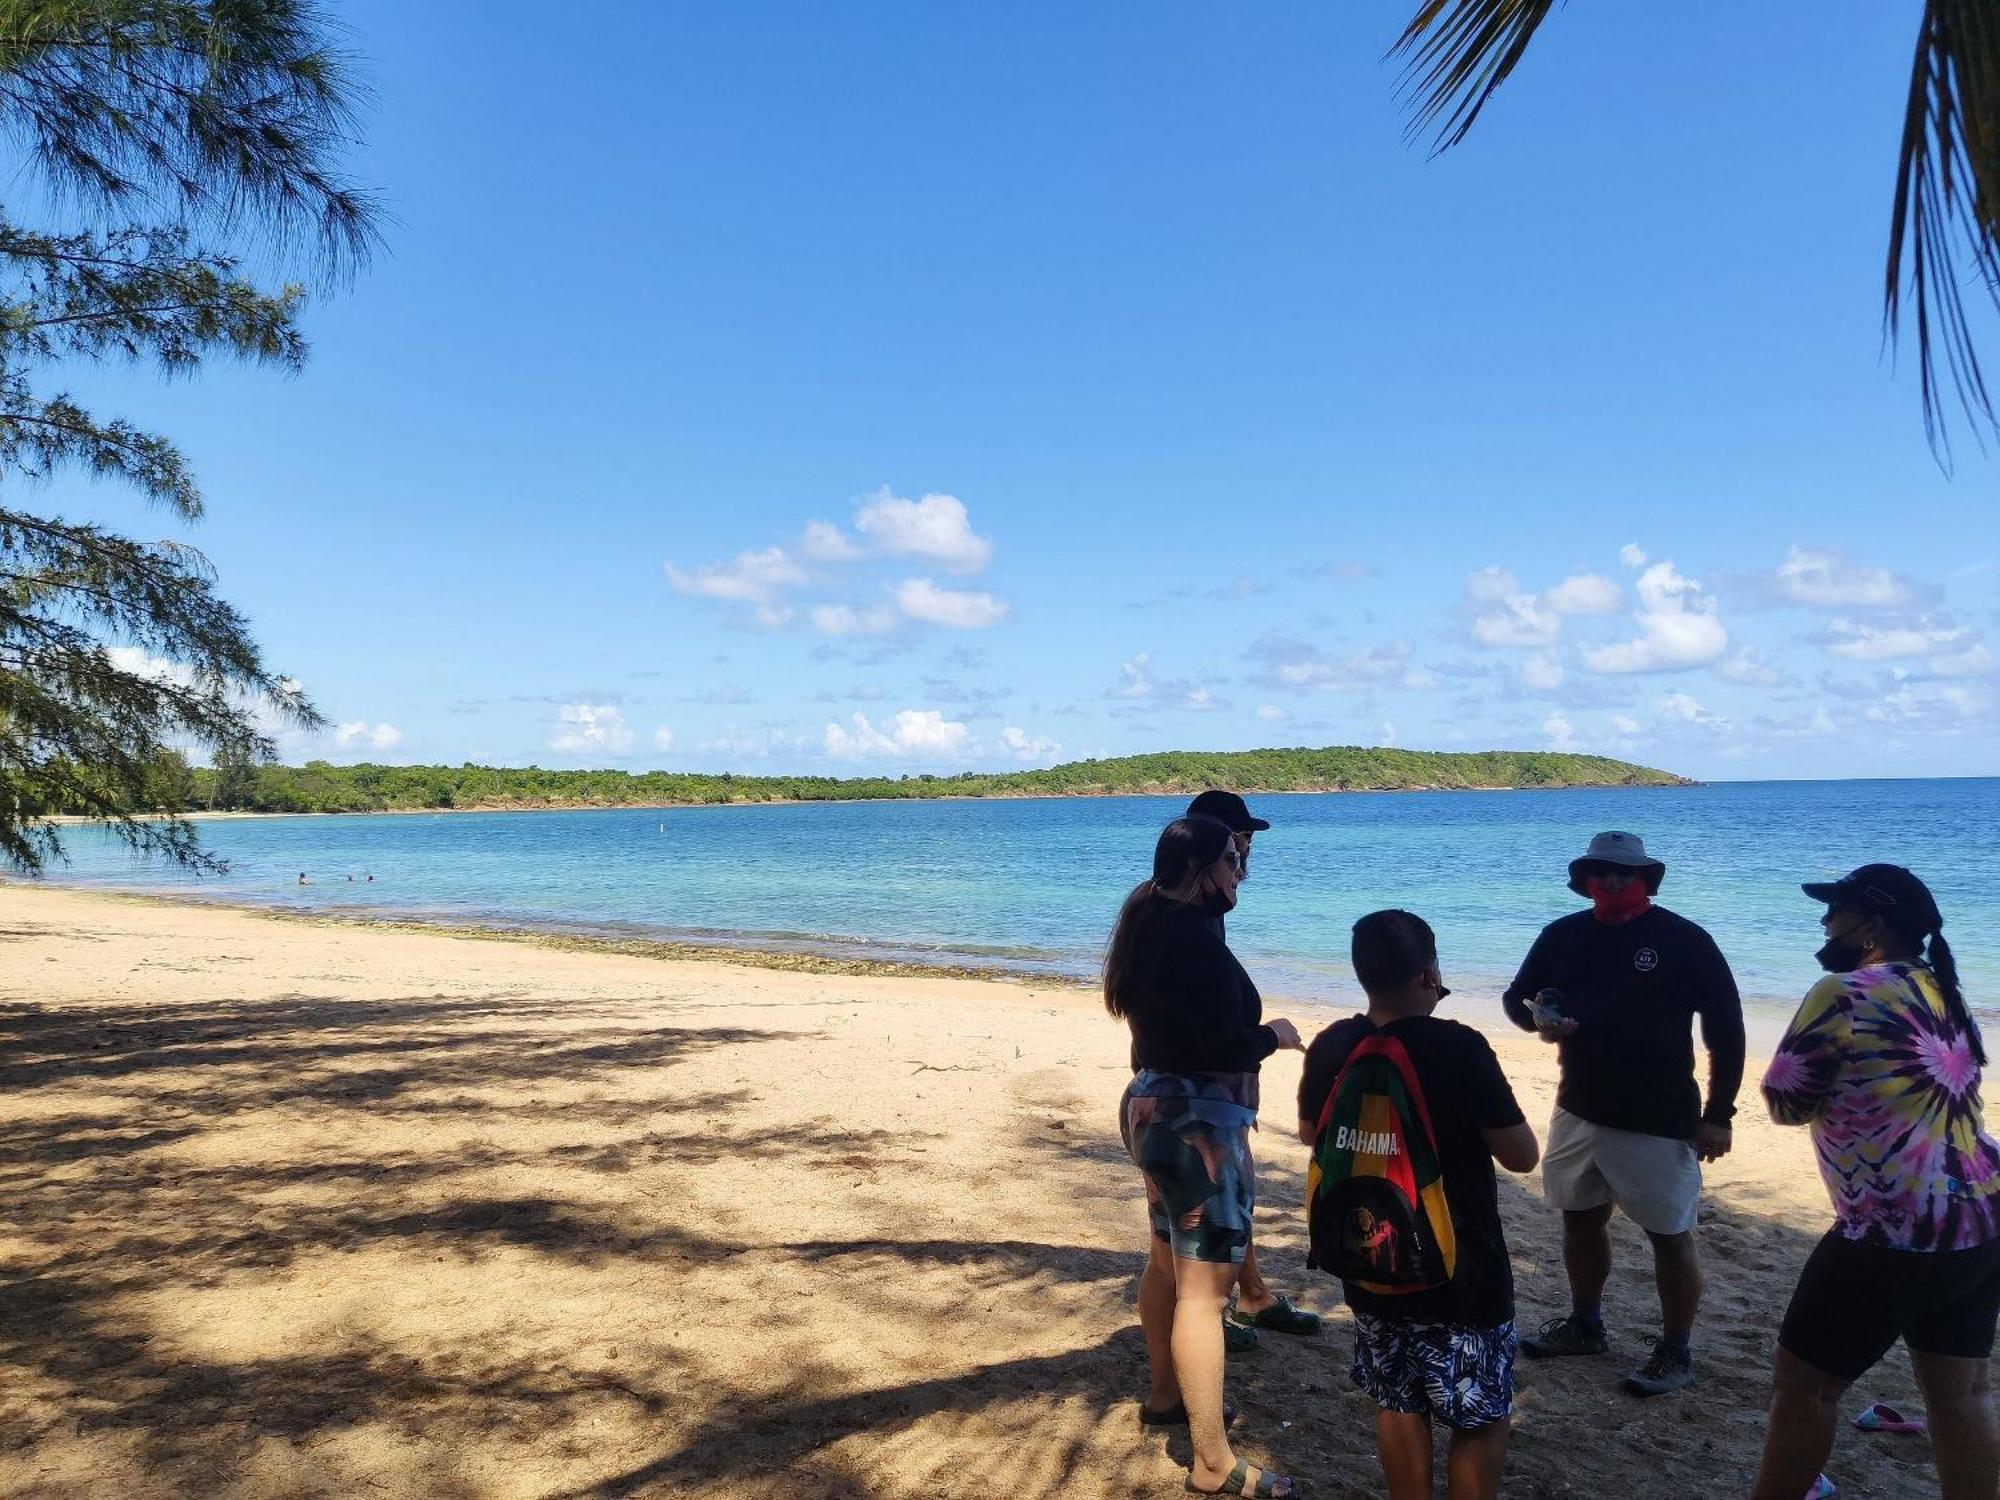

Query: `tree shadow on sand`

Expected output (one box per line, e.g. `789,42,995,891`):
0,987,882,1496
0,983,1964,1500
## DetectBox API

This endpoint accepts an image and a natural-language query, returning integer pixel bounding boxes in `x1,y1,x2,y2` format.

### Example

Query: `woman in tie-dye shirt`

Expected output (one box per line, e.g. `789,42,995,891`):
1749,865,2000,1500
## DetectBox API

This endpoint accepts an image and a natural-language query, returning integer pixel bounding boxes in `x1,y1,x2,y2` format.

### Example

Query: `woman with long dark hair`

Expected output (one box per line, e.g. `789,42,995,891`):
1753,864,2000,1500
1110,814,1304,1498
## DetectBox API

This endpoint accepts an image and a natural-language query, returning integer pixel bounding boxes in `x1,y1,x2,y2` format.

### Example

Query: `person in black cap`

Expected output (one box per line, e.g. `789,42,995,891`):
1110,815,1305,1498
1752,864,2000,1500
1500,831,1744,1397
1182,791,1322,1348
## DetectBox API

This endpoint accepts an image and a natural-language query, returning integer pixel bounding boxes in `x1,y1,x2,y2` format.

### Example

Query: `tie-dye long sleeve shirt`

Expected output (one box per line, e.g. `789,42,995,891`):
1762,962,2000,1252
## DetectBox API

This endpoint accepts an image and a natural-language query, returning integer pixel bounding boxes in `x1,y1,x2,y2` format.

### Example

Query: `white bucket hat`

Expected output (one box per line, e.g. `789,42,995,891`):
1566,830,1666,896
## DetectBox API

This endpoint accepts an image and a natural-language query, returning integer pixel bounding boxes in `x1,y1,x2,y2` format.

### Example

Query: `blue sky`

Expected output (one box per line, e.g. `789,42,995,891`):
44,3,2000,780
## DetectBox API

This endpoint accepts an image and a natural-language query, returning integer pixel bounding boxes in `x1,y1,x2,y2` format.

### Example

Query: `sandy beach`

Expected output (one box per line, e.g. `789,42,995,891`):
0,885,1963,1499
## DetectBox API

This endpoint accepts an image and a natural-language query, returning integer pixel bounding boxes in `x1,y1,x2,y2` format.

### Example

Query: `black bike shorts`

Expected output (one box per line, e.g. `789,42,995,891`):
1779,1230,2000,1382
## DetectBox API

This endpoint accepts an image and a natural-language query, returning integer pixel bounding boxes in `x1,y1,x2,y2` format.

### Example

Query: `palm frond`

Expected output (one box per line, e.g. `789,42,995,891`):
1886,0,2000,464
1391,0,1559,153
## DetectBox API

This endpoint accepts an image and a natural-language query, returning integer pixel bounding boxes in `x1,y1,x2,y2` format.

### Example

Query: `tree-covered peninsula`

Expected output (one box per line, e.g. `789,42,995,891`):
157,746,1690,815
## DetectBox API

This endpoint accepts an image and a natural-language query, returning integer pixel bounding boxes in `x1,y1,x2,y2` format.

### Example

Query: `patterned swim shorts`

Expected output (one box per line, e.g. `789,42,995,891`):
1350,1313,1516,1430
1119,1074,1257,1265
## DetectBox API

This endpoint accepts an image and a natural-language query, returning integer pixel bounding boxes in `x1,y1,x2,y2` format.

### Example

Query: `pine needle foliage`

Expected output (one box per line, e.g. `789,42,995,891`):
0,1,375,872
1390,0,2000,466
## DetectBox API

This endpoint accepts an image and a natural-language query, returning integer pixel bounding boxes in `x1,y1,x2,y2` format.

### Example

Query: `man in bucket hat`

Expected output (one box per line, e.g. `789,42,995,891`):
1501,831,1745,1397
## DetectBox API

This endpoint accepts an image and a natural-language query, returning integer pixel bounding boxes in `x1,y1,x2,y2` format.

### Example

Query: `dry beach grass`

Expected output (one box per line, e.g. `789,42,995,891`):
0,885,1969,1498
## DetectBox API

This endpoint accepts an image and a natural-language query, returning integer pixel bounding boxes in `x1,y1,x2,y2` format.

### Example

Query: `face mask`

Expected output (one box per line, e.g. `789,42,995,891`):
1813,937,1866,973
1198,884,1235,917
1584,875,1651,924
1815,922,1877,974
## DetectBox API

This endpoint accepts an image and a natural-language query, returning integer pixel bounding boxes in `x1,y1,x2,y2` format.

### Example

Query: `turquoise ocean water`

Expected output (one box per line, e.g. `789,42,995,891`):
27,779,2000,1034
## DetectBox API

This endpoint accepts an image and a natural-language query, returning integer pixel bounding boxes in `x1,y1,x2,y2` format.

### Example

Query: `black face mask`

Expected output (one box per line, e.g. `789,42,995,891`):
1814,936,1866,973
1815,921,1875,974
1198,886,1234,917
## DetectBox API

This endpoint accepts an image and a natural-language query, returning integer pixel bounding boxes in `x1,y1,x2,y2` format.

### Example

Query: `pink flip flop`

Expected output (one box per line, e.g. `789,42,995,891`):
1803,1476,1835,1500
1852,1401,1927,1435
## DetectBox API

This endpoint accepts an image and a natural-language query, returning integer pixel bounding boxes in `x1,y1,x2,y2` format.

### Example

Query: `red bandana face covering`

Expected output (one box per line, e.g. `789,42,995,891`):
1584,875,1652,924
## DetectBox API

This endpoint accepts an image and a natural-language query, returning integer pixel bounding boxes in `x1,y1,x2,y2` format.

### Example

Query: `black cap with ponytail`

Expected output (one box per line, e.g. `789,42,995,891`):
1805,862,1981,1064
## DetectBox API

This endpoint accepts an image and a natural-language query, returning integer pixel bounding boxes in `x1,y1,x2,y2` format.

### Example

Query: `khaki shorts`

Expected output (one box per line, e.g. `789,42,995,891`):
1541,1107,1700,1236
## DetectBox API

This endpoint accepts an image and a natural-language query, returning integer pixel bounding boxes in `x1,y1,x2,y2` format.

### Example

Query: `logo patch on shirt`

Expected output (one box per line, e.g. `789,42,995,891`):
1633,947,1660,973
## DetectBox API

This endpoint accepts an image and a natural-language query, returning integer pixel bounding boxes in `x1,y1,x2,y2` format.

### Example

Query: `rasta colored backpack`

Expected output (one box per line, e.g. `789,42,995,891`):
1306,1032,1457,1294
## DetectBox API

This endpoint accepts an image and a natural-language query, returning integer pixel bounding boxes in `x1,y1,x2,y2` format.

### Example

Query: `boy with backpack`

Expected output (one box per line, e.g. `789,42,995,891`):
1298,910,1540,1500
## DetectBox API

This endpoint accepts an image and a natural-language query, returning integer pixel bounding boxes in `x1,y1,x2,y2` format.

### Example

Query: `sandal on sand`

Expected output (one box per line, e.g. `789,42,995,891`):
1803,1476,1835,1500
1229,1293,1321,1337
1139,1398,1238,1428
1186,1458,1296,1497
1852,1402,1926,1434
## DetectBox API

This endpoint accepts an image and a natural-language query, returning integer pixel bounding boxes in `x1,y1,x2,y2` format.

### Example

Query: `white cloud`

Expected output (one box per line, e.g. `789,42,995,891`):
106,645,191,685
1716,645,1786,686
104,648,322,750
1611,713,1641,735
1544,574,1623,616
1657,691,1716,725
1934,643,1998,676
811,602,897,637
822,708,971,761
802,520,864,563
697,729,808,760
1582,560,1729,674
334,720,404,750
895,577,1010,629
664,546,806,604
855,489,993,573
1255,703,1287,722
653,725,676,751
1520,654,1565,691
1467,568,1559,648
1377,721,1397,747
1776,547,1911,609
1542,713,1576,748
1620,544,1648,569
1823,617,1990,674
1247,634,1434,691
549,703,635,755
999,725,1061,762
1109,652,1226,711
1468,569,1624,649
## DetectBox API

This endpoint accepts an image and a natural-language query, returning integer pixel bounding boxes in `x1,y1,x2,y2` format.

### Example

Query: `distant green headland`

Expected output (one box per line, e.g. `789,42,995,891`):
161,747,1692,815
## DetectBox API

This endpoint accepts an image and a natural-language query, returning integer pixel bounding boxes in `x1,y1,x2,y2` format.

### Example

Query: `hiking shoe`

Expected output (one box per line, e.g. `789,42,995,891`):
1520,1314,1609,1358
1224,1317,1259,1353
1229,1293,1322,1337
1621,1336,1694,1397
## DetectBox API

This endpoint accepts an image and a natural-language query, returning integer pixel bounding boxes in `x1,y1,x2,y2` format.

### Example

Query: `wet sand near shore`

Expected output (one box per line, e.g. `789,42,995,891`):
0,884,1964,1498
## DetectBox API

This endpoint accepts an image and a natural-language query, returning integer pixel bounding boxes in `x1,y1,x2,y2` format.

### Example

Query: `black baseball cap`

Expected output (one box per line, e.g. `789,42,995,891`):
1186,790,1270,833
1802,863,1942,939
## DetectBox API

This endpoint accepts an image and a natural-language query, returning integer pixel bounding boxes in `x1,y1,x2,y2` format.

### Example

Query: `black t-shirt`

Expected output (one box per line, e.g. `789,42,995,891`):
1298,1014,1525,1328
1500,905,1745,1140
1121,898,1278,1078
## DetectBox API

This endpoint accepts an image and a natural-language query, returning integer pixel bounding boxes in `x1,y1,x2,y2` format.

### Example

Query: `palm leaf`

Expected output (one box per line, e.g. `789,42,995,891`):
1886,0,2000,462
1391,0,1559,152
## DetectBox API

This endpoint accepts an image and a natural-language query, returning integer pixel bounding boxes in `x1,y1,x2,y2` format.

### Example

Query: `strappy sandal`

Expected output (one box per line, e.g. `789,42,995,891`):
1185,1457,1297,1497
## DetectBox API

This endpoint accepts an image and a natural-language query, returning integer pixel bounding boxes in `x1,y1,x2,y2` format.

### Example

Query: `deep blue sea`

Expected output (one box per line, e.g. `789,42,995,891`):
28,779,2000,1032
